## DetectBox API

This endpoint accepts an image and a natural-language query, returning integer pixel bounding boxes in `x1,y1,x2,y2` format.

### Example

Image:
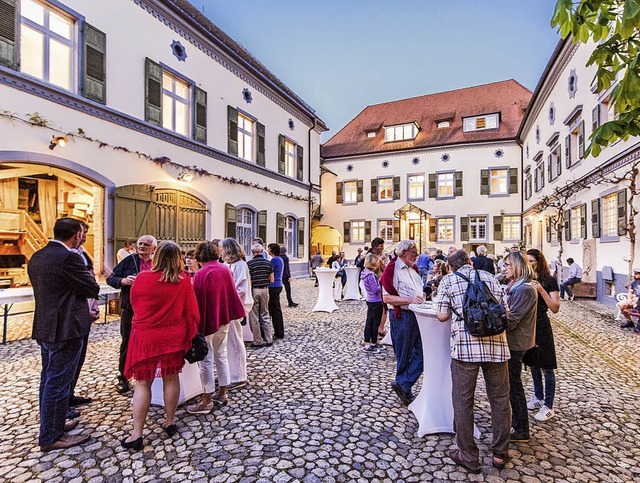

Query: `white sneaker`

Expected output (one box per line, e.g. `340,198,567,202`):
534,405,555,422
527,397,543,410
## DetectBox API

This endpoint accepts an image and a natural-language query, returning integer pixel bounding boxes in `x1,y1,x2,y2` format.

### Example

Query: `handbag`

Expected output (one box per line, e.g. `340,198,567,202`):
184,333,208,364
522,344,542,367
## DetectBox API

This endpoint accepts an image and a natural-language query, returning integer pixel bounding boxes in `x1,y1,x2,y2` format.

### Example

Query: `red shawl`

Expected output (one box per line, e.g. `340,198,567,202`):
126,271,200,378
192,261,246,336
381,256,420,318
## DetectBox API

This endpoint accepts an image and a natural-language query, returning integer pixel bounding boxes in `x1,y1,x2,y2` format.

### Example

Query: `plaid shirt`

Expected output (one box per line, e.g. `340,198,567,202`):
434,264,510,363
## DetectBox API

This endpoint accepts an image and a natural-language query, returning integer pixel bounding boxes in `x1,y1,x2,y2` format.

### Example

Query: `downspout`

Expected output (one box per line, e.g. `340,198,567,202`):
519,140,524,246
308,118,317,271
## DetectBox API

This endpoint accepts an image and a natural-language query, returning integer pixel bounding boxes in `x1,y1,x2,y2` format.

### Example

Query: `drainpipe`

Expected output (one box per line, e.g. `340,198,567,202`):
519,141,524,246
308,118,317,270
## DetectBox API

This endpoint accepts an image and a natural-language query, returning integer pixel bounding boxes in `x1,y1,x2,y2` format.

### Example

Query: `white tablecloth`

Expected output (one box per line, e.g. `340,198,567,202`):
343,266,361,300
150,360,202,406
312,269,340,312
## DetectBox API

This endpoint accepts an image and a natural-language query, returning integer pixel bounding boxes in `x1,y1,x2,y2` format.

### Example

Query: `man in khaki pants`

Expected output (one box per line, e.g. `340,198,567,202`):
247,244,274,348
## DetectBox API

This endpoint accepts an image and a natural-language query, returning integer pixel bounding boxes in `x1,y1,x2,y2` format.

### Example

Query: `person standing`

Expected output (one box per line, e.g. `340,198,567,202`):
310,250,324,287
106,235,157,394
416,248,433,285
247,244,274,347
361,254,384,352
472,245,495,274
117,239,136,263
560,258,582,300
280,247,298,307
354,247,364,266
268,243,285,339
435,249,511,473
29,218,100,451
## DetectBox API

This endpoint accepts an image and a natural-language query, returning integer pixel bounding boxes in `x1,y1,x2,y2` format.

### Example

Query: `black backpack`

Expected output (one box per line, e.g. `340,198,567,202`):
451,269,507,337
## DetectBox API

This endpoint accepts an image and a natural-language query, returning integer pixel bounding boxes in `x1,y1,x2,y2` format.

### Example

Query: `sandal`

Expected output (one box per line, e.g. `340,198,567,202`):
492,454,508,469
212,393,229,406
447,449,481,474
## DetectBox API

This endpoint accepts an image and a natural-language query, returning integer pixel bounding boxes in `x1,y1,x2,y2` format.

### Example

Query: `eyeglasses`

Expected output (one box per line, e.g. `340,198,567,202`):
138,242,152,247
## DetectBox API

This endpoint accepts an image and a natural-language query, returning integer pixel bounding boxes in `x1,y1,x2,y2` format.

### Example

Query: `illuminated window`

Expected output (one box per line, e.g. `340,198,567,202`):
408,174,424,200
162,72,190,136
343,181,357,204
490,169,508,195
237,208,255,255
237,114,254,162
503,216,521,241
384,123,418,142
284,139,296,177
463,113,499,132
571,205,584,239
351,220,365,243
469,216,486,241
437,218,454,242
378,219,394,242
378,177,393,201
601,193,617,237
437,172,454,198
284,216,297,257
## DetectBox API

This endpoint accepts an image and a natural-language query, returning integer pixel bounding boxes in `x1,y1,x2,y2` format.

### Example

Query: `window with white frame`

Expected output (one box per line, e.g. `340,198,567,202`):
524,167,532,200
437,218,454,242
378,177,393,201
570,205,584,239
602,192,617,237
469,216,487,241
534,158,544,192
343,181,357,204
549,144,562,181
162,72,190,136
284,139,296,177
20,0,74,91
503,216,521,240
378,219,394,242
284,216,296,257
384,123,418,142
489,168,508,195
437,121,450,128
351,220,366,243
237,113,254,162
236,208,255,255
463,113,499,132
408,174,425,200
437,172,454,198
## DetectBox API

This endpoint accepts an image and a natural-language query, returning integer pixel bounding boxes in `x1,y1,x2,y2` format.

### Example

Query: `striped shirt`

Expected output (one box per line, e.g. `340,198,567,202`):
434,264,510,363
381,257,423,309
247,256,273,288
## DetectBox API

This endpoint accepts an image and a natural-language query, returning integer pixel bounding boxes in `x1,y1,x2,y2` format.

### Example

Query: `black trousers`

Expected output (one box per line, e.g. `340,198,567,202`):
118,307,133,379
69,333,89,400
283,278,296,305
269,287,285,339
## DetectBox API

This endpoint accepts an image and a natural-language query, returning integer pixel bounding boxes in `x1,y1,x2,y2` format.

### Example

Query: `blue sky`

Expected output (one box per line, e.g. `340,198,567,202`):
197,1,561,141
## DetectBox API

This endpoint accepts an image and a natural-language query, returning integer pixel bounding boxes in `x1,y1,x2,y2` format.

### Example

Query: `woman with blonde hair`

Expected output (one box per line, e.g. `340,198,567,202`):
361,253,384,352
122,241,200,450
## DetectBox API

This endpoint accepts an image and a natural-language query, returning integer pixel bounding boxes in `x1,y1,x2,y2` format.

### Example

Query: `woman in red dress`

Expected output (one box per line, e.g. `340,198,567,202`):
121,241,200,450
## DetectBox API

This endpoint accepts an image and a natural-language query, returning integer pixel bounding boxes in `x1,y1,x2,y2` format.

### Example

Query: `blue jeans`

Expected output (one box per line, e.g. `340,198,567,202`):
531,366,556,409
389,309,423,395
560,277,581,298
38,337,84,446
508,350,529,437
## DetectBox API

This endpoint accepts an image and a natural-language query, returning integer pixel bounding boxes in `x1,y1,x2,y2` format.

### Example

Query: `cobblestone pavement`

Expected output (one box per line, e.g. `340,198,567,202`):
0,278,639,482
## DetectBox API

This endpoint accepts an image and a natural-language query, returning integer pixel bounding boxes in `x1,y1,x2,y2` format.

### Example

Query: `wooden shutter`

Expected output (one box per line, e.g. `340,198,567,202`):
227,106,238,155
256,123,265,166
578,120,585,159
278,135,286,174
565,135,572,169
617,189,627,235
454,171,463,197
356,180,363,203
257,210,267,243
297,217,305,258
564,209,571,241
556,148,562,177
276,212,285,244
591,199,600,238
428,174,436,198
393,176,401,200
546,217,552,243
392,219,400,242
460,217,469,241
493,215,503,241
343,221,351,243
370,178,378,202
296,145,304,181
336,182,343,204
547,155,553,182
81,23,106,104
540,164,545,188
509,167,518,194
480,169,490,195
0,0,18,69
580,204,587,239
364,221,372,243
114,185,157,264
225,203,237,238
592,105,600,132
428,218,437,242
145,58,162,126
193,87,207,143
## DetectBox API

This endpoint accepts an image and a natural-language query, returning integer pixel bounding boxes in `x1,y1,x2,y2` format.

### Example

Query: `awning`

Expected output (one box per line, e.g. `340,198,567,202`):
393,202,430,220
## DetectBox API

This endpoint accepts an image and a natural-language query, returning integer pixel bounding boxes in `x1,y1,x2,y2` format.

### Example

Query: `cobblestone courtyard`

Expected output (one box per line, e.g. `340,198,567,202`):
1,278,639,482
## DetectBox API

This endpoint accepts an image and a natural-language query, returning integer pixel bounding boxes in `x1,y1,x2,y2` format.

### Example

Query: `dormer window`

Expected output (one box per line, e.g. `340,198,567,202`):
384,123,419,142
437,121,450,128
366,131,376,138
463,113,499,132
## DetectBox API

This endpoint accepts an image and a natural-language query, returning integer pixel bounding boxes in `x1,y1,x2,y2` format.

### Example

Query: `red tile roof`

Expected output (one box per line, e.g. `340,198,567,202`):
321,80,531,159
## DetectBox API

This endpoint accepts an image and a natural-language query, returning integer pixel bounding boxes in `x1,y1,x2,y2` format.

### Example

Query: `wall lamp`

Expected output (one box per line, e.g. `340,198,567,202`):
177,171,193,182
49,135,68,150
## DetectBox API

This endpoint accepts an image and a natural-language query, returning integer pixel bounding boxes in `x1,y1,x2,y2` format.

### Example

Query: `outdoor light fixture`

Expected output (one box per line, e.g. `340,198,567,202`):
49,135,68,150
177,171,193,182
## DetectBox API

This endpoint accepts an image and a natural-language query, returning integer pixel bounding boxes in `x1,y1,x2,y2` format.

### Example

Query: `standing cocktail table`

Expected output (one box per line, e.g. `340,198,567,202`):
343,266,361,300
312,268,340,312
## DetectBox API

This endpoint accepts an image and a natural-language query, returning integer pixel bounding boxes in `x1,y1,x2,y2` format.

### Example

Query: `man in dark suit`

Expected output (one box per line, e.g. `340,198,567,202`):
472,245,495,275
28,218,100,452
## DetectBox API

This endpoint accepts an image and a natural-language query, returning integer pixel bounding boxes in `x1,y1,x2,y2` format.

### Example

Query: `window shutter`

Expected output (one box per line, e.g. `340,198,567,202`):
227,106,238,155
392,219,400,242
547,154,552,182
428,218,437,242
296,145,304,181
225,203,237,239
557,148,562,176
145,58,162,126
0,0,18,69
81,23,106,104
336,182,343,204
578,120,585,159
428,174,436,198
565,135,572,168
591,199,600,238
256,122,265,166
370,178,378,202
592,105,600,131
617,189,627,235
193,87,207,143
393,176,401,200
276,212,285,244
343,221,351,244
480,169,490,195
493,215,503,241
297,217,305,258
564,209,571,241
546,217,552,243
460,217,469,241
580,204,587,239
454,171,463,197
278,135,286,174
356,179,363,203
534,173,538,192
364,220,372,243
257,210,267,243
507,167,518,194
540,164,545,188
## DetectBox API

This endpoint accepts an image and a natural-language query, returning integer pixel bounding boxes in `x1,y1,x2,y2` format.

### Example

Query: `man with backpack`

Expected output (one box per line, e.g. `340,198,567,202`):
434,249,511,474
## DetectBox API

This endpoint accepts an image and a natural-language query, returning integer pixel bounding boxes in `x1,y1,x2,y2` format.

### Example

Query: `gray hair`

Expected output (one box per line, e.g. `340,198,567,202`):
251,243,264,254
395,239,417,257
138,235,158,246
477,245,487,255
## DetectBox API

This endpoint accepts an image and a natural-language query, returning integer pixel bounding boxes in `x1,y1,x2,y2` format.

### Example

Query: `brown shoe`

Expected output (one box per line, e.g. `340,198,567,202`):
64,419,79,432
40,434,90,452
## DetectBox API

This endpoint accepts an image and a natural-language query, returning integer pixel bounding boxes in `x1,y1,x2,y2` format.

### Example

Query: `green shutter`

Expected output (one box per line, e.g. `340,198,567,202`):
356,179,363,203
509,167,518,194
592,105,600,131
580,204,587,239
392,219,400,242
370,178,378,202
617,189,627,236
278,135,286,174
297,217,305,258
564,209,571,241
194,87,207,143
546,217,552,243
336,182,343,204
364,221,372,243
258,210,267,243
565,135,572,168
591,199,600,238
225,203,237,238
81,23,106,104
393,176,401,200
460,217,469,241
480,169,490,195
0,0,18,70
428,218,436,242
557,147,562,176
454,171,463,197
276,212,285,244
256,122,265,166
547,155,553,182
227,106,238,155
578,120,585,159
493,216,503,241
343,221,351,244
296,145,304,181
145,58,162,126
428,174,436,198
